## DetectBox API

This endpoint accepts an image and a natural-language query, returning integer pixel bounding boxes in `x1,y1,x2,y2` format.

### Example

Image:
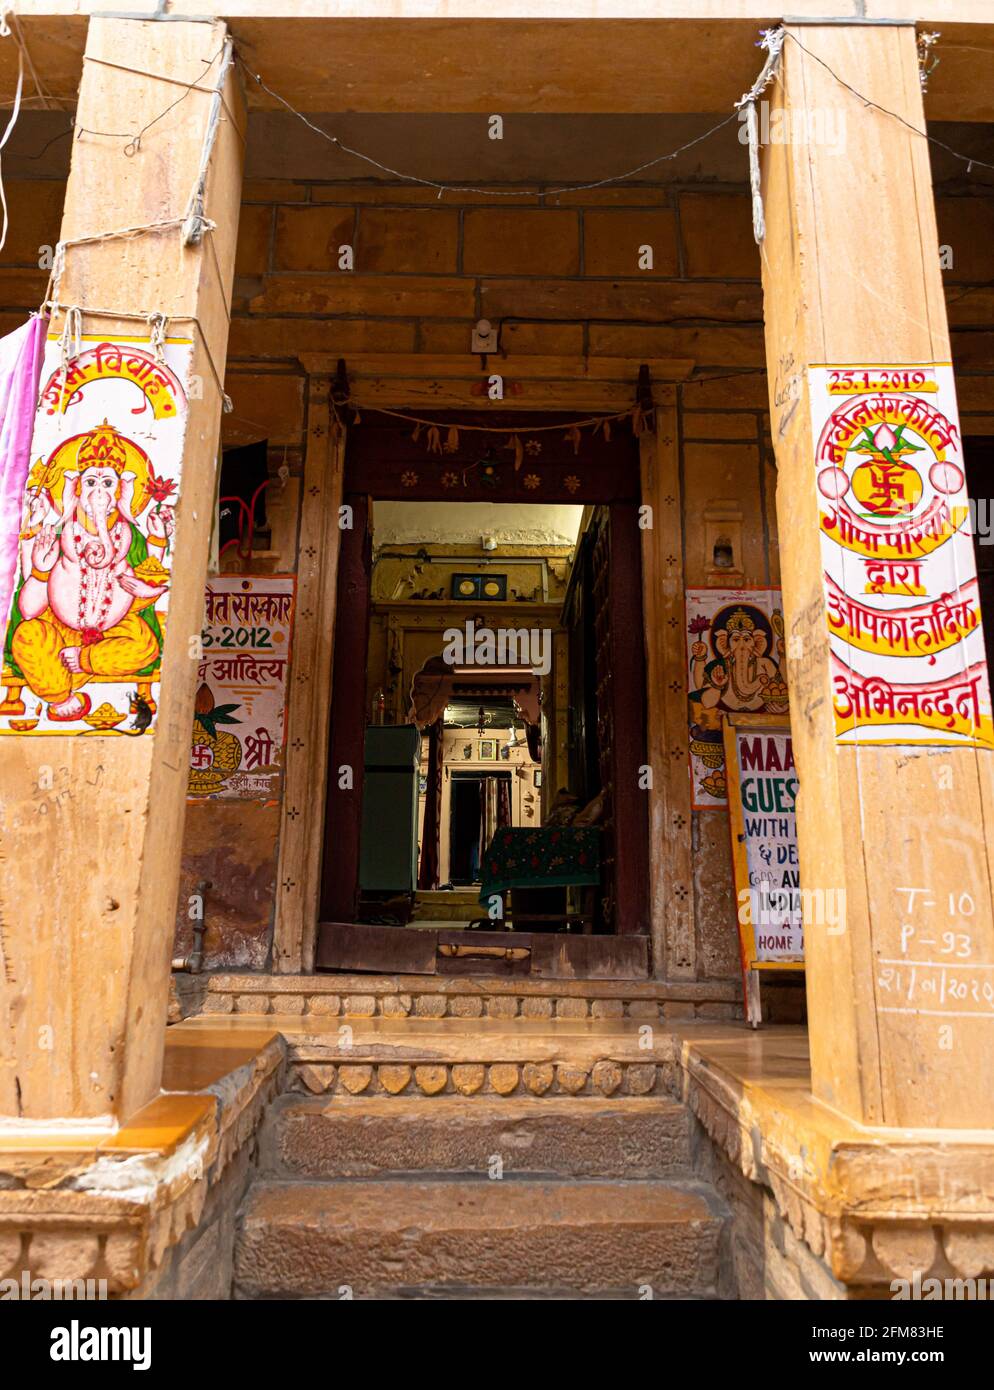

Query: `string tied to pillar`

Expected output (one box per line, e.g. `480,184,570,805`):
917,31,941,92
735,26,786,246
56,304,83,409
146,310,169,364
182,36,235,246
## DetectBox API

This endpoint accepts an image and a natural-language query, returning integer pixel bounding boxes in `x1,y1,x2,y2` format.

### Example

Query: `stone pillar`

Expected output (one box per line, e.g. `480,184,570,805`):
760,23,994,1128
0,18,244,1123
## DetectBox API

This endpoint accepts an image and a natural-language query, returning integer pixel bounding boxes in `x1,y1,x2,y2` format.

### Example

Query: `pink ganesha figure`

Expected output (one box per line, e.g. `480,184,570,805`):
9,421,173,722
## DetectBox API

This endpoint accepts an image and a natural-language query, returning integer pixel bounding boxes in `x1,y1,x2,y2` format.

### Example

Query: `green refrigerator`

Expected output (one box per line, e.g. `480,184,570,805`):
358,724,422,894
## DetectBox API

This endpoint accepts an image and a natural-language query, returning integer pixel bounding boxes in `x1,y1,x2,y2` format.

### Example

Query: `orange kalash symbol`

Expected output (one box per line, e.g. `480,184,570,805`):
848,423,924,518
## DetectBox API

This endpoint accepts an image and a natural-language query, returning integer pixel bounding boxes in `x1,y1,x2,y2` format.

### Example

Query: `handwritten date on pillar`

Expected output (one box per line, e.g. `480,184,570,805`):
876,888,994,1018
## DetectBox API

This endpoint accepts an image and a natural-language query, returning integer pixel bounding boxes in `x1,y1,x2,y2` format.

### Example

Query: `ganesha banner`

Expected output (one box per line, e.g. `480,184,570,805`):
0,334,191,736
686,587,788,809
810,363,993,748
189,576,295,800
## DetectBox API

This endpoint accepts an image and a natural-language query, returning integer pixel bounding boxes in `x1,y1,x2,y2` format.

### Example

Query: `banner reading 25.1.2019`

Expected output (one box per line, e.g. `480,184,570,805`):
810,362,993,748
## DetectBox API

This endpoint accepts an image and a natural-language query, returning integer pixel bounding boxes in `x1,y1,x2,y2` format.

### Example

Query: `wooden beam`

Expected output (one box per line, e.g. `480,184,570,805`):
3,15,993,121
295,356,693,418
272,383,345,972
298,355,695,383
640,399,695,979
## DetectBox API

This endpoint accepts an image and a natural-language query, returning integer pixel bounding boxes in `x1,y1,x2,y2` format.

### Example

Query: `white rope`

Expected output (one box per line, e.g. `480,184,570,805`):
146,310,168,364
55,304,82,409
917,31,941,92
183,36,235,245
45,215,216,309
7,6,63,112
0,9,24,254
745,100,765,244
735,27,786,247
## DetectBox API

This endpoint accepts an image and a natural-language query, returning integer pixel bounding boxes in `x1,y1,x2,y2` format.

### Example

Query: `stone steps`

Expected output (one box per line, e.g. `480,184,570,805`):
261,1094,692,1179
234,1176,726,1300
233,1014,731,1299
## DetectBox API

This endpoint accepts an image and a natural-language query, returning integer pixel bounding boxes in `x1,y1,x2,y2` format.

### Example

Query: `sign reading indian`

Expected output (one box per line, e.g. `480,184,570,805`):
810,362,993,748
0,334,192,736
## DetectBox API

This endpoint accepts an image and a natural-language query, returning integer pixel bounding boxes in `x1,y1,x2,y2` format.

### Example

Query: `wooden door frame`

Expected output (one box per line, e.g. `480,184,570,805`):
272,360,693,979
319,491,372,923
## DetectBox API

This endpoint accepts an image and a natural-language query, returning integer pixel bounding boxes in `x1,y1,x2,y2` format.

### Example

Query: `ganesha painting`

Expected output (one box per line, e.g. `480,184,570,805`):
685,588,789,808
0,335,190,734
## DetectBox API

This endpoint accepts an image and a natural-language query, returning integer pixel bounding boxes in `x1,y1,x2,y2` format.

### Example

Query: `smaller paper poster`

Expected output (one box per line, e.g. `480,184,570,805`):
724,718,804,967
188,576,295,800
685,587,788,809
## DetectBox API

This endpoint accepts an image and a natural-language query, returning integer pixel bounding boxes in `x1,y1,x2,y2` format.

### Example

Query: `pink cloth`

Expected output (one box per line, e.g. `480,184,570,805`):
0,315,46,633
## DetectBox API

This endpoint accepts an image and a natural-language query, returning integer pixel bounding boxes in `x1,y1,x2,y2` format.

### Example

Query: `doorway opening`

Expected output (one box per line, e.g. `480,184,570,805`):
317,413,650,977
448,767,512,885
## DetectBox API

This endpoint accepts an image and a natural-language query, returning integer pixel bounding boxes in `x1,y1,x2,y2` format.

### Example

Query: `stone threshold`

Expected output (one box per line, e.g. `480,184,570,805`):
175,1012,683,1101
173,969,742,1024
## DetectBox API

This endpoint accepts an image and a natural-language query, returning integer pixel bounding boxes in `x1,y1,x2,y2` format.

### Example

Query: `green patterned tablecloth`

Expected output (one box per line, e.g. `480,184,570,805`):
479,826,601,906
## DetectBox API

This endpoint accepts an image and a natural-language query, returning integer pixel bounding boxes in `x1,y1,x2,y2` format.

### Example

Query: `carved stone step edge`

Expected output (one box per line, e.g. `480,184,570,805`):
674,1043,994,1294
288,1058,680,1099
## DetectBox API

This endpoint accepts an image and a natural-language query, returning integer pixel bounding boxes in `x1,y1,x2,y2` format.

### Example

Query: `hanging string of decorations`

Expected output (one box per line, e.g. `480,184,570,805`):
331,398,655,468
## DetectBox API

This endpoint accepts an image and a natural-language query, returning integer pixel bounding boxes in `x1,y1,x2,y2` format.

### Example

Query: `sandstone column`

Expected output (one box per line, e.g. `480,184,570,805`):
0,18,244,1123
760,23,994,1127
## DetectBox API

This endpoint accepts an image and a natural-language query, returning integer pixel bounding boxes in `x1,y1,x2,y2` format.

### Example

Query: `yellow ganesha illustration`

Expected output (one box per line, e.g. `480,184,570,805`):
688,603,788,798
5,421,173,723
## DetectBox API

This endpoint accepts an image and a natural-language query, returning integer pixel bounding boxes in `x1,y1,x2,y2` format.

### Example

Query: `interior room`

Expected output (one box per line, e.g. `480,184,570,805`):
320,494,653,950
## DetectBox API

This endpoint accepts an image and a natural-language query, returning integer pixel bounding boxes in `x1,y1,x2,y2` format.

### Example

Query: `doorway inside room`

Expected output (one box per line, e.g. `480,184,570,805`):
316,411,650,977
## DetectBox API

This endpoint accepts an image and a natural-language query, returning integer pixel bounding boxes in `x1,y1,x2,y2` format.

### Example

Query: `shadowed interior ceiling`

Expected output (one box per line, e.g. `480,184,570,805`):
6,110,993,191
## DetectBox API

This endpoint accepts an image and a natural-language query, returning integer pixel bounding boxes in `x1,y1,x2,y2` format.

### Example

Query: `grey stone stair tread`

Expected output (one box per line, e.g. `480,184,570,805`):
235,1175,725,1298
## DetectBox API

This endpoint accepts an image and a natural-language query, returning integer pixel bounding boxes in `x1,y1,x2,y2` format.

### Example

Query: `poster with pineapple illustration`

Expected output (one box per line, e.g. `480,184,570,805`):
188,576,295,799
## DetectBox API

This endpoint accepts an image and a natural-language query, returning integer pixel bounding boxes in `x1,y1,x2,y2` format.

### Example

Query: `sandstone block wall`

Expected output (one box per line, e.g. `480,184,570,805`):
2,171,991,978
